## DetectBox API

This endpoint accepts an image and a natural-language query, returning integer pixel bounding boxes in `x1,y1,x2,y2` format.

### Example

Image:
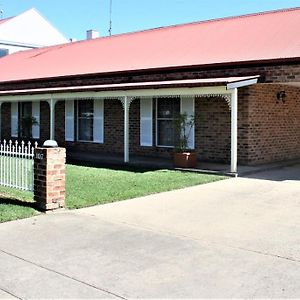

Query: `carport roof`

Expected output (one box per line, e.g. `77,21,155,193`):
0,7,299,84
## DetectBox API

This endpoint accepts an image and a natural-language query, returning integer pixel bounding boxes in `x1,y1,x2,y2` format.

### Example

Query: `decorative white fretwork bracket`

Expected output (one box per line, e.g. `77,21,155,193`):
120,96,134,111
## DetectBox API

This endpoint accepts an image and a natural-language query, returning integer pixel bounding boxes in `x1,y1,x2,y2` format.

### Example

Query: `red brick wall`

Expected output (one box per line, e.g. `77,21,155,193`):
62,99,125,154
237,88,251,164
104,99,124,153
195,97,231,163
239,84,300,164
34,147,66,210
0,62,300,91
1,83,300,165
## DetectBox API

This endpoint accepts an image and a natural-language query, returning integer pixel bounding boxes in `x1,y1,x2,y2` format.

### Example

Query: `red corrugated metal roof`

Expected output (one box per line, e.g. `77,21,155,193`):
0,7,299,83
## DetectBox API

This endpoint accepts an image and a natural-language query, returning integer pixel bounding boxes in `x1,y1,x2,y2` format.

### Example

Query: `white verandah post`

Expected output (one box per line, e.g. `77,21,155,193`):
48,98,57,140
0,102,2,140
123,96,130,163
230,88,238,174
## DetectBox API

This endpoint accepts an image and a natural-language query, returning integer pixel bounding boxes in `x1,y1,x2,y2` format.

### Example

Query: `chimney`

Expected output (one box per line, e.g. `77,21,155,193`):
86,29,99,40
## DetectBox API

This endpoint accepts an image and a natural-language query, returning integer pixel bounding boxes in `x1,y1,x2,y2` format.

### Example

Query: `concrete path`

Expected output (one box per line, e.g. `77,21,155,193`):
0,164,300,298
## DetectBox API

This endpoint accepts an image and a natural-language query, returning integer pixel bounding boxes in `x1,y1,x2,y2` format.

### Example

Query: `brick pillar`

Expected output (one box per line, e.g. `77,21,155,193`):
34,147,66,210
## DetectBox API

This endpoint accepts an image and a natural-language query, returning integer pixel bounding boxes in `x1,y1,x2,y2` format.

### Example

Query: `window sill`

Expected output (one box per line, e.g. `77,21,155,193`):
156,145,175,149
76,140,104,144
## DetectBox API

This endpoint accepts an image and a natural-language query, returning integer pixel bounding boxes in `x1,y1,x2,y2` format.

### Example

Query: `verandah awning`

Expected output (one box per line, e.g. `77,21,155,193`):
0,75,260,175
0,76,260,97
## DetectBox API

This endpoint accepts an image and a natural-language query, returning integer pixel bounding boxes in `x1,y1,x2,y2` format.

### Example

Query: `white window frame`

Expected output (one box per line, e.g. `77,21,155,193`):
76,99,94,143
155,97,180,148
65,100,75,142
19,102,33,139
140,97,153,147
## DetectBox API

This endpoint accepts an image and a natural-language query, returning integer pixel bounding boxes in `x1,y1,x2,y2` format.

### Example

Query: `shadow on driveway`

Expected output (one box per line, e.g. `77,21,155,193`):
242,163,300,182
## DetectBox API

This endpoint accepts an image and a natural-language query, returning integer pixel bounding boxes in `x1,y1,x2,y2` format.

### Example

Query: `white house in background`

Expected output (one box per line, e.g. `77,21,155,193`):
0,8,68,57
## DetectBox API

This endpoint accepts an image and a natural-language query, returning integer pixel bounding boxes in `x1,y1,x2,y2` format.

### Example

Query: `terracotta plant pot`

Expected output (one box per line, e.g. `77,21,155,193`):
174,152,197,168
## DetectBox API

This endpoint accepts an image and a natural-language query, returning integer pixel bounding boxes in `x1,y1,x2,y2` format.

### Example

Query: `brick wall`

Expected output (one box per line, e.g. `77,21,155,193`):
62,99,125,154
195,97,231,162
1,83,300,165
34,147,66,210
0,62,300,92
239,84,300,164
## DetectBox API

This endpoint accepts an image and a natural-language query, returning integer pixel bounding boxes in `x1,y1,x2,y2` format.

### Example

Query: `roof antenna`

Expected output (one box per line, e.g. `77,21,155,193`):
108,0,112,36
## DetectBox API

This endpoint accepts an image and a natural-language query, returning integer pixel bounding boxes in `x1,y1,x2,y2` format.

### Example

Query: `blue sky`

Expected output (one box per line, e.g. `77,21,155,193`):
0,0,299,40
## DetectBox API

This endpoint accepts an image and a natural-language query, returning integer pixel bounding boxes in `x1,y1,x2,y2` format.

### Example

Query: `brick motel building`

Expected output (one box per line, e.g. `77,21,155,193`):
0,7,299,174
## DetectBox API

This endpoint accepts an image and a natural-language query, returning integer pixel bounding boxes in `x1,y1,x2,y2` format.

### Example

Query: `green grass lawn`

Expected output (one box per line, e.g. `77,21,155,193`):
0,187,37,223
66,165,226,209
0,164,227,222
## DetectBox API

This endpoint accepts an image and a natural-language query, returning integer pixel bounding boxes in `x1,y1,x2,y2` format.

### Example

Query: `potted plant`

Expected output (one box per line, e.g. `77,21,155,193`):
173,112,197,168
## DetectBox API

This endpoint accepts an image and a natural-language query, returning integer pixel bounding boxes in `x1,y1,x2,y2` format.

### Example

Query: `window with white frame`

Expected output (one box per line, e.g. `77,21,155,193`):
156,97,180,147
19,102,32,138
77,100,94,142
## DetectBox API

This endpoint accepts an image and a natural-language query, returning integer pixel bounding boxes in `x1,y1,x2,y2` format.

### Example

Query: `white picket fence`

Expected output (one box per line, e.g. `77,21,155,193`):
0,140,38,191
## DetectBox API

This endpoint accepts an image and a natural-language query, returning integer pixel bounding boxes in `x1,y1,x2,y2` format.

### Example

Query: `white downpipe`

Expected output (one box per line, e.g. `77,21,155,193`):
230,88,238,174
123,96,129,163
48,98,57,141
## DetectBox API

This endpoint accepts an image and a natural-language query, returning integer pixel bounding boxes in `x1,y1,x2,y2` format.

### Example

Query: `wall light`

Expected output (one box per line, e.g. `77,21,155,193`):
276,91,286,103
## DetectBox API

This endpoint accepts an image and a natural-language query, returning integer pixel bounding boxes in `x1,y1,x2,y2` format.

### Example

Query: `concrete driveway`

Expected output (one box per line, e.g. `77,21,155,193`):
0,164,300,298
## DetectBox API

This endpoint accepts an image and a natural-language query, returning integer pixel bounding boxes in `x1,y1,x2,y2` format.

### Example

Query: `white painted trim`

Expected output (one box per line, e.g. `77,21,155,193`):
0,86,229,102
65,100,75,142
0,102,2,140
31,101,40,139
11,102,18,137
93,99,104,143
47,98,57,140
230,88,238,174
140,97,153,147
226,78,258,90
0,39,42,48
123,96,129,163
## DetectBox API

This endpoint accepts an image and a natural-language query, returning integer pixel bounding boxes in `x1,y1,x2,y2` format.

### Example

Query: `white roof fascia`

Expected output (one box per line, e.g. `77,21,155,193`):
0,86,230,102
0,39,43,48
226,77,259,90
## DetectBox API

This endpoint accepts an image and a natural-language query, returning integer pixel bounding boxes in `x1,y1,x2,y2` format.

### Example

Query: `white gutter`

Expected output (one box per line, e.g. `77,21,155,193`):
226,77,259,89
0,39,44,49
0,86,231,102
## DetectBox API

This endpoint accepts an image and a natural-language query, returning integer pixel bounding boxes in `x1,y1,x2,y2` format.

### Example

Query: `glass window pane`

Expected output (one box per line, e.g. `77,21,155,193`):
78,100,94,141
19,102,32,138
157,98,180,146
157,98,180,118
78,118,93,141
21,102,32,118
157,120,175,146
78,100,94,118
